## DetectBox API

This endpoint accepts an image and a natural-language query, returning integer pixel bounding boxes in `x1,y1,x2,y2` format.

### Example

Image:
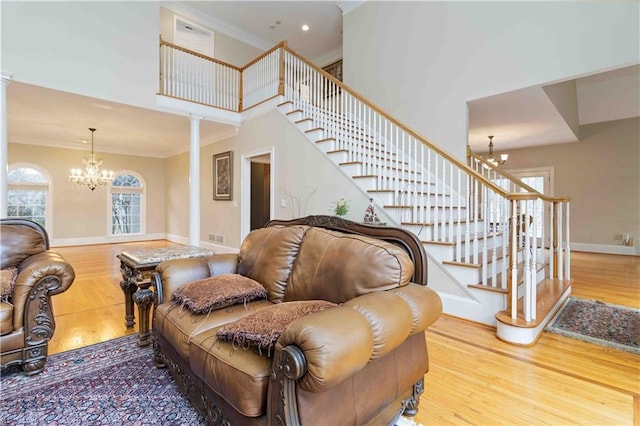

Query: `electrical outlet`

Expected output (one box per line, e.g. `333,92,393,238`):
622,234,633,246
208,233,216,241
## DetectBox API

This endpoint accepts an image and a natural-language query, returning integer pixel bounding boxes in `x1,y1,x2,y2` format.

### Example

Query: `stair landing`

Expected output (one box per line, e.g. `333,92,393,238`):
495,278,572,346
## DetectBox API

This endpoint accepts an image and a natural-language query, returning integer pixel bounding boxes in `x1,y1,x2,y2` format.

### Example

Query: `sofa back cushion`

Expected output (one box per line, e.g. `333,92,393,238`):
238,225,308,303
0,222,48,269
286,228,414,303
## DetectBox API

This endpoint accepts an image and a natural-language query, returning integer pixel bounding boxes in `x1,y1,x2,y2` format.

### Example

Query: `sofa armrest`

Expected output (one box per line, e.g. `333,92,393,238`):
12,250,75,334
274,284,442,393
275,306,374,393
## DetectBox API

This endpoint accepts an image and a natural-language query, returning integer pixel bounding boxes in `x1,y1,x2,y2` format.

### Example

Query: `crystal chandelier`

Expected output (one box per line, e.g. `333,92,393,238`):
485,135,509,166
69,128,114,191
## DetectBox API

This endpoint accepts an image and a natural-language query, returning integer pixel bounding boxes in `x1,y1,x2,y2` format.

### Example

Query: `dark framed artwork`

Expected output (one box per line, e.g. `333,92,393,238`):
213,151,233,200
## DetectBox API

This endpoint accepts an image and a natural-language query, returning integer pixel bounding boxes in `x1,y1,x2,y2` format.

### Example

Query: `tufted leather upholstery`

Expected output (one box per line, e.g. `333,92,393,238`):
0,218,75,375
152,215,442,425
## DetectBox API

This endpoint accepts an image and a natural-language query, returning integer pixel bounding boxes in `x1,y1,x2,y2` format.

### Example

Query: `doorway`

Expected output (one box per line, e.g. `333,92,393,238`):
250,158,271,230
241,148,275,241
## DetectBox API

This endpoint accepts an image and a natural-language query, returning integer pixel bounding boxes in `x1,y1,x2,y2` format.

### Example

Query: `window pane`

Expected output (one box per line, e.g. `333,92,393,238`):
8,189,48,227
112,193,141,235
113,174,141,187
8,167,47,184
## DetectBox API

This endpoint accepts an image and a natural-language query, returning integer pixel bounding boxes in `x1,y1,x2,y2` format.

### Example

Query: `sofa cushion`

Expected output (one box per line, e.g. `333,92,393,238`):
172,274,267,314
216,300,336,355
286,228,414,303
1,268,18,300
237,225,308,303
190,327,272,418
155,299,274,361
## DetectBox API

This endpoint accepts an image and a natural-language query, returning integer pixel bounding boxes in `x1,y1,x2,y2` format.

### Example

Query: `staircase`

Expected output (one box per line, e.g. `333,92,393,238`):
158,39,573,345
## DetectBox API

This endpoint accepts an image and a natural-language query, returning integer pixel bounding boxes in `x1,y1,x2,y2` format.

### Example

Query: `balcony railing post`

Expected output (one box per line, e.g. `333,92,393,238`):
278,42,286,96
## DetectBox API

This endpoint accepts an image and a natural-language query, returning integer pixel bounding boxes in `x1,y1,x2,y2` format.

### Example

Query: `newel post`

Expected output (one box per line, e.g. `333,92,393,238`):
278,41,287,96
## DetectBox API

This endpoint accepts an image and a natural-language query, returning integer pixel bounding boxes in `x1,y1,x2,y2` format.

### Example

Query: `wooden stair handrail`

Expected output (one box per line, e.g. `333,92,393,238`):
467,147,570,203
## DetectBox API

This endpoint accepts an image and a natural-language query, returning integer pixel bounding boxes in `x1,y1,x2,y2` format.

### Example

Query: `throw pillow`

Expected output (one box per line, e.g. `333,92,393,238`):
1,267,18,301
216,300,336,355
172,273,267,314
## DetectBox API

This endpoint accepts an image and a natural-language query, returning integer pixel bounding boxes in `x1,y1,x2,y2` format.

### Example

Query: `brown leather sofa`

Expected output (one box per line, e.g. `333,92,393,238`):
152,215,442,425
0,218,75,375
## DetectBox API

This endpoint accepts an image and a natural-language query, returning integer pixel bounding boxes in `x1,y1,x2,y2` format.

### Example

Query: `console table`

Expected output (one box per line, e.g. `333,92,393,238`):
117,246,215,346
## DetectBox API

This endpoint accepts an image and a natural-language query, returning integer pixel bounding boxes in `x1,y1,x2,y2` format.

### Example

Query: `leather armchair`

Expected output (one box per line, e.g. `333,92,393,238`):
0,218,75,375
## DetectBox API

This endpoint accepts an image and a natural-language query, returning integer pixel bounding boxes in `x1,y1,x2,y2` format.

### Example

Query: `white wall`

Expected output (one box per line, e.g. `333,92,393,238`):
343,1,640,159
1,1,160,110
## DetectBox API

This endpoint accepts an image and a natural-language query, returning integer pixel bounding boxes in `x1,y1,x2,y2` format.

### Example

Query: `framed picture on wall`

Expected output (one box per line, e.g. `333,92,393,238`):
213,151,233,200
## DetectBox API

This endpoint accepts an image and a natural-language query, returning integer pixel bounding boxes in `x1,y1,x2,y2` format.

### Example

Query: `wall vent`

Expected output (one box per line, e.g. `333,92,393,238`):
209,233,225,244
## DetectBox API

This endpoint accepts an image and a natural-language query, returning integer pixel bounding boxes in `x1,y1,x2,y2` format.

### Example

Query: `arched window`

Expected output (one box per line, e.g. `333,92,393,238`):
7,165,50,229
109,172,145,235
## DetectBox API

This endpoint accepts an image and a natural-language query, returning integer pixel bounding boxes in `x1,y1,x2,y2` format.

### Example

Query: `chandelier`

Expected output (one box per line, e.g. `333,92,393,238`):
69,128,114,191
485,135,509,166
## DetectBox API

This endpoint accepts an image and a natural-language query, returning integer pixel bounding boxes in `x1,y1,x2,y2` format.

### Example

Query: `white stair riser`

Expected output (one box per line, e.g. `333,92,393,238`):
339,163,422,180
385,207,468,222
369,191,463,208
402,221,484,237
422,243,455,262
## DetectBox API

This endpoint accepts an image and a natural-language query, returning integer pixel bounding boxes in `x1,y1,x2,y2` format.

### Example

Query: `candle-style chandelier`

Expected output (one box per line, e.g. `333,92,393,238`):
69,128,114,191
484,135,509,166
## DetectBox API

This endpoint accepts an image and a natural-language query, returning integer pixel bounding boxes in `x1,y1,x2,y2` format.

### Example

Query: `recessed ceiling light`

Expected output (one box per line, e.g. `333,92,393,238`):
302,24,309,32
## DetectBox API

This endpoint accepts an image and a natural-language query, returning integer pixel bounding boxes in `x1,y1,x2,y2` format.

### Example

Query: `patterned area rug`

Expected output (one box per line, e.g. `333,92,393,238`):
546,297,640,354
0,334,204,425
1,334,421,425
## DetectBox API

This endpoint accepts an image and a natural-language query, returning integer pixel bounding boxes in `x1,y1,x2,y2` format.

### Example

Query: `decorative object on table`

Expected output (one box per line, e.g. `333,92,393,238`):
212,150,233,200
69,128,114,190
363,197,381,225
330,197,349,217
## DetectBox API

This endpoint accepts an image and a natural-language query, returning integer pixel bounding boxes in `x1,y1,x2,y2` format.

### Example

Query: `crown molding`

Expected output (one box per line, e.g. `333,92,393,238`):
161,1,273,51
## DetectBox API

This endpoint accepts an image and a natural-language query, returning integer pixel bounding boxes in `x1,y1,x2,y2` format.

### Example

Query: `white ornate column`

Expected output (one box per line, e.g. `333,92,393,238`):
0,71,12,218
189,115,201,247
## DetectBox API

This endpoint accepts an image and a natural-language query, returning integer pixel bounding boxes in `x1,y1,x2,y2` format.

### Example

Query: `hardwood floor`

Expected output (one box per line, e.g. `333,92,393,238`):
48,243,639,425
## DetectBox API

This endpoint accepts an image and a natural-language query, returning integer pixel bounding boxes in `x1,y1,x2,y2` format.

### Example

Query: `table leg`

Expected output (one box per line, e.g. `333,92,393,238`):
133,286,155,346
119,261,137,329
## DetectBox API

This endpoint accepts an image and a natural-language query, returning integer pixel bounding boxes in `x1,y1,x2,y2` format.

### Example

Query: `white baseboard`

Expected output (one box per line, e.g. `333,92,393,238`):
163,234,240,254
52,233,166,247
571,242,638,256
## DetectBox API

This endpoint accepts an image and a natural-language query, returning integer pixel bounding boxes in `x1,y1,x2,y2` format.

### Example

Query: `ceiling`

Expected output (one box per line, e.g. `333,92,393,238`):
6,2,639,159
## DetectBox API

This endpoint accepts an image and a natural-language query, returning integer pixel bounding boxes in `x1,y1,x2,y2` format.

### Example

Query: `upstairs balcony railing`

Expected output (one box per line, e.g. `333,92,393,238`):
158,38,571,324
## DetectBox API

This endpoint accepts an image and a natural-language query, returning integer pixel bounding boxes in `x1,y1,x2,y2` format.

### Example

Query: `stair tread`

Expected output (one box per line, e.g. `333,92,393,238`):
495,278,572,328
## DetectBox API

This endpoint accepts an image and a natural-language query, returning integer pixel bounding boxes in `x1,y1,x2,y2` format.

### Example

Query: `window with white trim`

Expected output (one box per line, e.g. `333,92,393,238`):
7,166,50,228
109,173,144,235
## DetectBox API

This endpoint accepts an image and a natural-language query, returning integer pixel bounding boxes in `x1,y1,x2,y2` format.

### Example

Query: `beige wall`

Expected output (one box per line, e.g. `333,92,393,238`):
8,144,166,243
491,117,639,251
166,109,381,249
